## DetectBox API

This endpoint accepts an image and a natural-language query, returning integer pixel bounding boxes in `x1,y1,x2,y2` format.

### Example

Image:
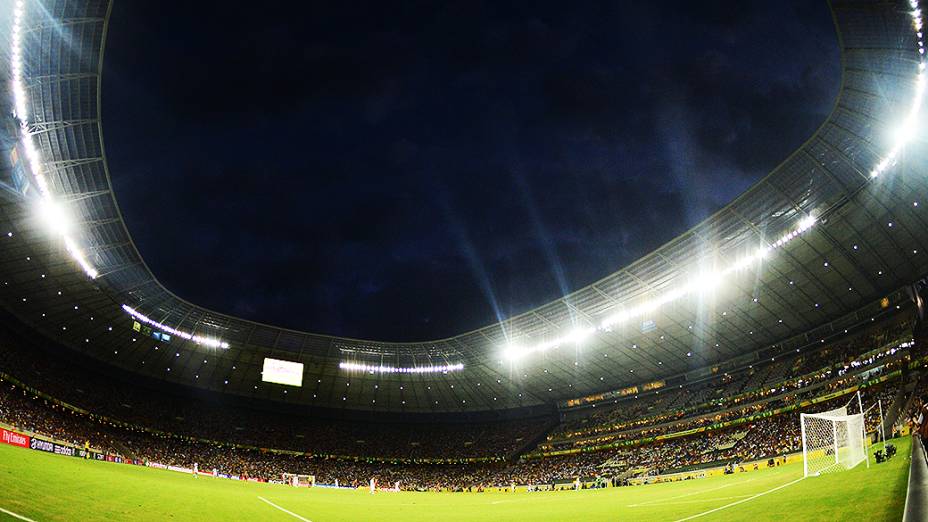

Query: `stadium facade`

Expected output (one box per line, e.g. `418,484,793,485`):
0,0,925,421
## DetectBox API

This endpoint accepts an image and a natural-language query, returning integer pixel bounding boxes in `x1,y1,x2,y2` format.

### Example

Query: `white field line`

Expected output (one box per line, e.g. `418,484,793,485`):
631,494,754,507
257,496,313,522
628,479,752,507
0,506,37,522
672,476,805,522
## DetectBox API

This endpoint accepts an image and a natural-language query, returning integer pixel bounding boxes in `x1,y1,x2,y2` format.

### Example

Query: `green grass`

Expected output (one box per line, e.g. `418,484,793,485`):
0,438,911,521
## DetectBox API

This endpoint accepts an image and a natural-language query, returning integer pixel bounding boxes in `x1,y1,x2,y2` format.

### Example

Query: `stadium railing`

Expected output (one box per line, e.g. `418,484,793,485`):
903,434,928,522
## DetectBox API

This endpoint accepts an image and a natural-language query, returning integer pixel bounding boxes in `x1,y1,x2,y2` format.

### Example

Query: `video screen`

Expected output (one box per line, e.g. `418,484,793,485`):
261,358,304,387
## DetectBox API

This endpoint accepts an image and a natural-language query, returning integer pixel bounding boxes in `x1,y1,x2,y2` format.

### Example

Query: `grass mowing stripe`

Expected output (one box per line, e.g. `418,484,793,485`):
257,496,313,522
672,476,805,522
0,506,38,522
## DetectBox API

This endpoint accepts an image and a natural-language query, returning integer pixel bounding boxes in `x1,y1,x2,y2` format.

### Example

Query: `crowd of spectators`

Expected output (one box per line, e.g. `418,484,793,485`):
0,376,902,489
555,320,910,441
906,376,928,452
0,315,915,490
543,334,912,452
0,327,550,462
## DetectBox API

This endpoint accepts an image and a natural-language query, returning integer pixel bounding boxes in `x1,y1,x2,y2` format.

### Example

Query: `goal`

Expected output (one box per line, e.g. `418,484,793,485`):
282,473,315,487
800,406,867,477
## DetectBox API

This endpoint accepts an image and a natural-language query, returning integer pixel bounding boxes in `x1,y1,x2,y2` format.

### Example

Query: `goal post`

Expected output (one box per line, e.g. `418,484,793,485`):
282,473,315,487
800,406,867,477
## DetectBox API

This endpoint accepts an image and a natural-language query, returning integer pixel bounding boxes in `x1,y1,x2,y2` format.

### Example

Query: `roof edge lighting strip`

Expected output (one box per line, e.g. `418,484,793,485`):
122,305,230,349
504,1,926,362
9,0,99,279
504,211,816,360
339,361,464,374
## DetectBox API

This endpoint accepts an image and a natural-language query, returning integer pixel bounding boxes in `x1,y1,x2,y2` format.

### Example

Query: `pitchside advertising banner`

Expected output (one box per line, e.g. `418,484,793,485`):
29,437,54,453
2,426,194,473
74,449,106,460
0,427,29,448
29,437,76,457
3,426,108,461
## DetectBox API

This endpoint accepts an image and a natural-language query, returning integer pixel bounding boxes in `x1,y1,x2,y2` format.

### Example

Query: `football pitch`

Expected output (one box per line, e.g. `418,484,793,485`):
0,438,911,521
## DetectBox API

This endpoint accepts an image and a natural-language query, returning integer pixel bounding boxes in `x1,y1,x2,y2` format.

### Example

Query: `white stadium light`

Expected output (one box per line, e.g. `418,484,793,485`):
798,215,816,233
64,237,99,280
37,198,72,236
503,344,525,361
121,305,230,349
338,361,464,374
565,327,596,345
690,272,722,294
9,2,98,280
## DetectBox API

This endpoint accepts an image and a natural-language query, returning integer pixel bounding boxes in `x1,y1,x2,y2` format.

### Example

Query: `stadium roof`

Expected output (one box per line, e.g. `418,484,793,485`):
0,0,926,414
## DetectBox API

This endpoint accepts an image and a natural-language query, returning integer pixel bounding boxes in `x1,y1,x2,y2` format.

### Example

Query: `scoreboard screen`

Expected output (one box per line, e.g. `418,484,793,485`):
261,358,304,387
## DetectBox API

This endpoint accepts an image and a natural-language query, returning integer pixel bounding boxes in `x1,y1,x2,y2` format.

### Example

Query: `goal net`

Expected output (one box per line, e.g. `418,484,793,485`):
282,473,315,487
800,406,866,477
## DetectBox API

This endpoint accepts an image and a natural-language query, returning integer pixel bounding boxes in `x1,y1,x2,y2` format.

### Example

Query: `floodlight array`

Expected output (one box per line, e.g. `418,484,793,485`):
122,305,230,349
9,0,98,279
339,361,465,374
869,3,926,179
505,2,926,362
504,215,816,361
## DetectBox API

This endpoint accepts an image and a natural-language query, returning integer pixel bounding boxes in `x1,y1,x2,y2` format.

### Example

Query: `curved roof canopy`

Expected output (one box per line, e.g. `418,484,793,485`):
0,0,926,414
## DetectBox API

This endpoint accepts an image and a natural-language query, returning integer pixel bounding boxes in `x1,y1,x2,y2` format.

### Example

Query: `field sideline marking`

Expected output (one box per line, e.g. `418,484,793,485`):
257,496,313,522
628,478,753,507
0,506,37,522
671,476,805,522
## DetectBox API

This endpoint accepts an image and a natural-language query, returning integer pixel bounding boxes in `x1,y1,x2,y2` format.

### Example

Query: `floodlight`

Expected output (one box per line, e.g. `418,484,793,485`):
892,114,919,145
798,215,816,232
37,198,71,236
504,344,525,361
691,272,721,294
565,327,595,345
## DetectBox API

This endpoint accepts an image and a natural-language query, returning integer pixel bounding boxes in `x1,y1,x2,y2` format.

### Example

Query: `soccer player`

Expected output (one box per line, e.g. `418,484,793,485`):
369,477,376,494
193,462,198,478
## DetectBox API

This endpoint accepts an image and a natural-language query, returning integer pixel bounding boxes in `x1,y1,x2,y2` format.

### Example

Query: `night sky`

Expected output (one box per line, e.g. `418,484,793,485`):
101,1,840,342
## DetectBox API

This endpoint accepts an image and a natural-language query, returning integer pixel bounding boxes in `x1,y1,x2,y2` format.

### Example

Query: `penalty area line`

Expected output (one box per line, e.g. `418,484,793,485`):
257,496,312,522
671,476,805,522
629,478,753,507
0,506,38,522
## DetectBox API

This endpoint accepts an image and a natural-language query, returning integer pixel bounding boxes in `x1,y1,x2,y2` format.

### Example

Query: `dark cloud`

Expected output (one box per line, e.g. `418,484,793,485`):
102,0,840,341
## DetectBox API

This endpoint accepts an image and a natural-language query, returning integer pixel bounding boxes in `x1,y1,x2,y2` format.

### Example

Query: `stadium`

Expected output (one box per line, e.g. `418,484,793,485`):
0,0,927,520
